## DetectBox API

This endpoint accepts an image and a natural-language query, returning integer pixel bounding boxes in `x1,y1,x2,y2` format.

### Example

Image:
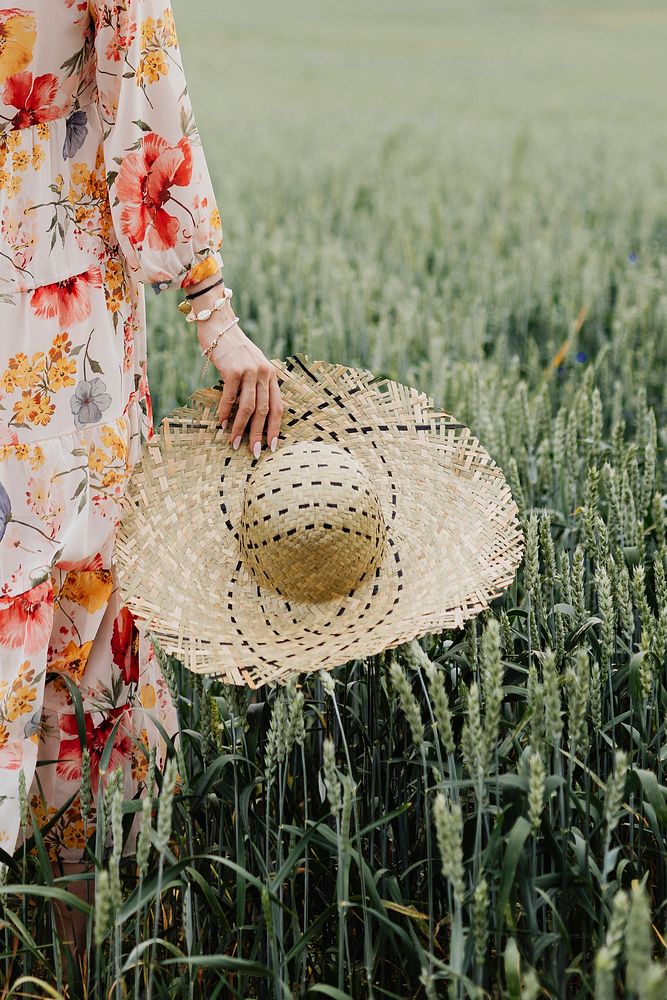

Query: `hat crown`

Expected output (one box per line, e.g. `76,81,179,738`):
238,440,387,603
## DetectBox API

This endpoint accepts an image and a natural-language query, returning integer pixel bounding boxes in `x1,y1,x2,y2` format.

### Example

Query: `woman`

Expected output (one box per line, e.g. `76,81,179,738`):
0,0,283,924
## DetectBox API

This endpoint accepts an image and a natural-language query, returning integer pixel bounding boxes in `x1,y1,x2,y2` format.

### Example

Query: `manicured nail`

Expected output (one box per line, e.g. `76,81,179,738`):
253,441,261,459
270,436,278,453
220,418,227,431
233,435,241,450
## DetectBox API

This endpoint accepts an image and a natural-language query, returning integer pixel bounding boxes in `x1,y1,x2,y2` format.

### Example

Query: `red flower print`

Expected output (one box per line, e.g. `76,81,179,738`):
30,266,102,327
55,551,105,574
111,605,140,685
3,71,65,129
116,132,193,251
105,18,135,62
0,579,54,655
56,704,133,795
0,740,23,771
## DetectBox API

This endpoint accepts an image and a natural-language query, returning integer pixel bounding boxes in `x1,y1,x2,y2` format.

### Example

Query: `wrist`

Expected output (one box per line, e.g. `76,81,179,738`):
198,314,241,378
197,302,238,347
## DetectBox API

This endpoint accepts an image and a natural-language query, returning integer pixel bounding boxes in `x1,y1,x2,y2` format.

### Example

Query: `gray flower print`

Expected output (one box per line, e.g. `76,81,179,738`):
71,377,113,428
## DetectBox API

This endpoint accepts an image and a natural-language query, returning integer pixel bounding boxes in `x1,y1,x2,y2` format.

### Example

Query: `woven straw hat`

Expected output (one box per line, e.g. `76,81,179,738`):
114,355,524,688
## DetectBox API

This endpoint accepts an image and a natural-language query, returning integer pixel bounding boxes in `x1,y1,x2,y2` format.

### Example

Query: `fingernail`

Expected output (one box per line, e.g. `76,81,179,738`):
233,435,241,450
270,436,278,453
253,441,261,459
220,418,227,431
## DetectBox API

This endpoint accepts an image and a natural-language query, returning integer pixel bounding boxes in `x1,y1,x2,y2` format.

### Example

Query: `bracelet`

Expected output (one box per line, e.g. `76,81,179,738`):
200,316,240,378
185,275,225,301
180,286,233,323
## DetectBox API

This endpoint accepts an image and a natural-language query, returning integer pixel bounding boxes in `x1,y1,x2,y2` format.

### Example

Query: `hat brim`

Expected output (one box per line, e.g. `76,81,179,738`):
114,355,524,687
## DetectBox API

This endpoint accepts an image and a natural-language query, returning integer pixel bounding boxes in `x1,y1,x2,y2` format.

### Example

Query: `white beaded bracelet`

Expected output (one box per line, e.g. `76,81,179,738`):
183,285,234,323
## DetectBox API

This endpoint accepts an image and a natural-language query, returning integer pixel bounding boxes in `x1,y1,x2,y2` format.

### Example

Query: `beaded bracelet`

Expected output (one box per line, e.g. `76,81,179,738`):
179,286,233,323
201,316,240,378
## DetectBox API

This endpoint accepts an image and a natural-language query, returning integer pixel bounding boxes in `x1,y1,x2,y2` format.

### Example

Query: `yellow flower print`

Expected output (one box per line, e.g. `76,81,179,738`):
5,683,37,721
7,175,22,196
138,49,167,86
0,722,8,749
61,802,96,849
31,145,45,170
6,130,21,151
0,11,36,84
62,816,86,850
87,173,105,200
88,444,107,474
105,291,123,313
13,443,30,461
99,199,113,242
104,258,124,291
28,444,45,471
0,169,9,190
186,256,219,287
12,390,36,424
36,122,49,140
7,350,46,390
17,657,35,680
101,468,126,489
46,355,77,392
59,570,113,613
162,8,178,47
132,732,150,782
12,149,29,172
140,16,158,48
140,684,156,710
1,369,17,393
53,173,64,192
101,424,127,461
12,391,54,427
29,793,52,830
49,639,94,682
210,207,221,232
28,392,55,427
70,162,89,187
53,332,72,353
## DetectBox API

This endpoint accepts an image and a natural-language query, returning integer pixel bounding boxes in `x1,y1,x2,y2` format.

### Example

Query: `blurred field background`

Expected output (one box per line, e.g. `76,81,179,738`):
151,0,667,429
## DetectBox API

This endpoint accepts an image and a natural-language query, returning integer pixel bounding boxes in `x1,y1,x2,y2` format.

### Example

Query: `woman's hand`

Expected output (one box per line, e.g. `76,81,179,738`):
186,274,284,457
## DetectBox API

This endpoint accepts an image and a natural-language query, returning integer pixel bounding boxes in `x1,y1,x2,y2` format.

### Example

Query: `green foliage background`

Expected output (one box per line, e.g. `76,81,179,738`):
149,0,667,430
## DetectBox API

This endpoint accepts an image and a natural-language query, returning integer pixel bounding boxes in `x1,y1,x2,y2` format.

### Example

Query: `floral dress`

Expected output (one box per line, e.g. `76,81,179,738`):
0,0,223,862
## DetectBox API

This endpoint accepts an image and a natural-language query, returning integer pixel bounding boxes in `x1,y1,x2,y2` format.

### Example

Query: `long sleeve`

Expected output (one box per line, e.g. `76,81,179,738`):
91,0,223,292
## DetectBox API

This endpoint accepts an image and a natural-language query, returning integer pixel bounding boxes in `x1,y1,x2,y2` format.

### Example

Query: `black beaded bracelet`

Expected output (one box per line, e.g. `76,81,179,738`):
185,275,225,301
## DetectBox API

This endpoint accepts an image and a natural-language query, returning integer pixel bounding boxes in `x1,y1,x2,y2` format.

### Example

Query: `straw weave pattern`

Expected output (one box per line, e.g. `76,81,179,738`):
114,355,525,687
